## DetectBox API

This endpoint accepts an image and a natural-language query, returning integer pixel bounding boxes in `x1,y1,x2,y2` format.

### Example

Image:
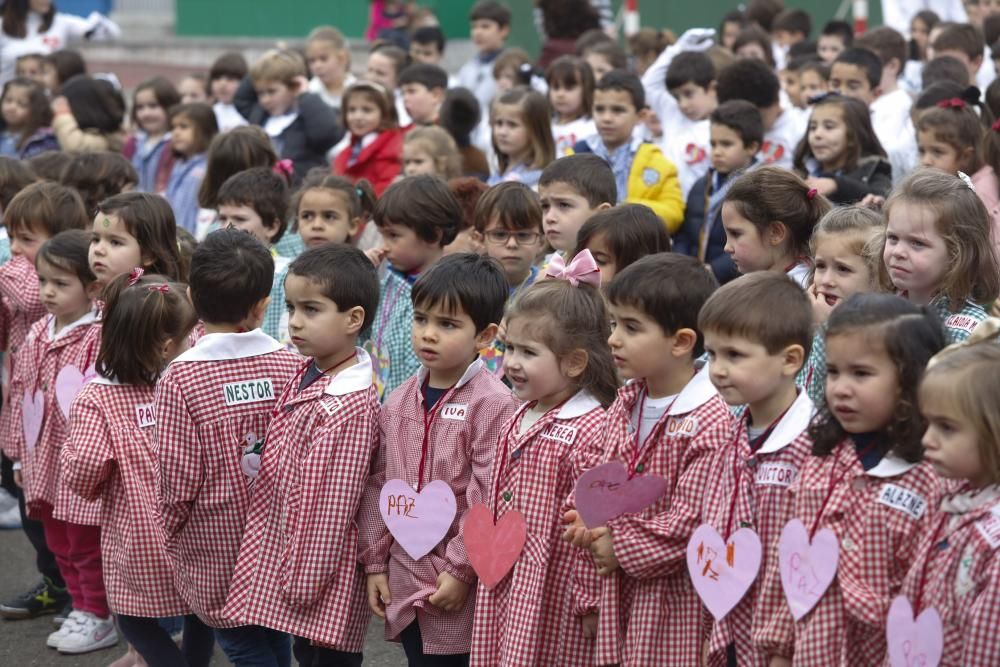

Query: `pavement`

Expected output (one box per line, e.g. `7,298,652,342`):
0,528,406,666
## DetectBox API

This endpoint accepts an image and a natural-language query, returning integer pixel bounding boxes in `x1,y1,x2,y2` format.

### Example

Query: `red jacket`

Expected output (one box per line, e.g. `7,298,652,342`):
333,129,403,196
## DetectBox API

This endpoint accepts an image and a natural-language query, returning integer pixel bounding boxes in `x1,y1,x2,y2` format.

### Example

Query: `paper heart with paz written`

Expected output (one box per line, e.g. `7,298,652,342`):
465,503,526,589
22,389,44,452
55,364,96,418
778,518,840,620
886,595,943,667
379,479,457,560
686,524,762,620
574,461,669,528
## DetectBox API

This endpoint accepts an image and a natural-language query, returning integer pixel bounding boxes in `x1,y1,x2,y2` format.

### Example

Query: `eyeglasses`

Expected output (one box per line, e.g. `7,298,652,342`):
484,230,542,245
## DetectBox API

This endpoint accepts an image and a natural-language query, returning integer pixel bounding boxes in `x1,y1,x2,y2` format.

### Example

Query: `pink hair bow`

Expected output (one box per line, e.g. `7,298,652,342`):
545,250,601,287
272,159,294,178
937,98,966,110
146,283,170,293
127,267,144,286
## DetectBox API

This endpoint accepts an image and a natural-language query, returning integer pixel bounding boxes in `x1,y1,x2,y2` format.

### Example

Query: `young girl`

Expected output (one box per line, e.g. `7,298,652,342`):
89,192,186,287
123,77,180,194
51,74,126,153
306,26,356,112
799,61,830,104
722,166,832,286
333,81,403,196
580,39,628,81
547,56,597,157
877,168,1000,343
164,102,218,234
757,294,946,666
177,73,208,104
59,151,138,217
489,87,555,188
793,94,892,205
906,339,1000,666
0,77,56,159
7,230,108,654
572,203,672,284
365,42,411,126
470,258,619,666
401,125,461,179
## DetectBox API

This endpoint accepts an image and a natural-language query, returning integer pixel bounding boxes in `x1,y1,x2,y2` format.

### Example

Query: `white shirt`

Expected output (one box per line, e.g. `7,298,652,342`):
760,106,806,170
871,88,917,184
552,116,596,157
308,73,357,112
0,11,119,85
213,102,247,133
630,393,676,444
880,0,967,35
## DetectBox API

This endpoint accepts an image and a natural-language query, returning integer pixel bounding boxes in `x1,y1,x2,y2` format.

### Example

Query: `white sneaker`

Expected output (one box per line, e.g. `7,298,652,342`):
46,609,87,648
0,502,20,529
58,612,118,654
0,487,16,513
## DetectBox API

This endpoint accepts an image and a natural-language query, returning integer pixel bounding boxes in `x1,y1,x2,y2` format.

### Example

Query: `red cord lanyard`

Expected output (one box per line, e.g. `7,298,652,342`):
32,316,95,394
807,439,880,539
279,350,359,415
414,377,458,492
627,386,681,478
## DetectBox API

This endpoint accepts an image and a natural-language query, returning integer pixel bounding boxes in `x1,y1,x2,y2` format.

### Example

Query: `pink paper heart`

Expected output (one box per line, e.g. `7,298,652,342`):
886,595,943,667
686,523,762,620
379,479,457,560
574,461,669,528
55,364,96,418
465,503,526,589
778,518,840,620
21,389,44,453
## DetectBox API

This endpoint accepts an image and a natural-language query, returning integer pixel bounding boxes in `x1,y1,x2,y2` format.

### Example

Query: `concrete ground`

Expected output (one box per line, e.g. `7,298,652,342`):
0,528,405,666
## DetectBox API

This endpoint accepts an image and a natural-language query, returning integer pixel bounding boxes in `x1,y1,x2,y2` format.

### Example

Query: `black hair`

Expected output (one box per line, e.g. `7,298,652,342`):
287,243,379,334
916,81,967,111
710,100,764,147
439,87,481,147
217,167,290,244
61,74,125,134
594,69,645,110
2,0,53,38
43,50,86,91
833,47,883,89
538,153,617,208
36,229,96,287
469,0,511,28
0,155,35,208
716,59,780,108
374,175,461,246
666,52,716,91
209,52,248,81
131,76,180,127
822,20,854,46
398,63,449,91
773,8,812,38
789,41,818,59
573,204,672,275
411,252,508,332
189,228,274,324
412,26,446,53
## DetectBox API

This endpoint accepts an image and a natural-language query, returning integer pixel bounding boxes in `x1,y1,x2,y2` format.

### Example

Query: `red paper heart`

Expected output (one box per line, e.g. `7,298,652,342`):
465,503,526,589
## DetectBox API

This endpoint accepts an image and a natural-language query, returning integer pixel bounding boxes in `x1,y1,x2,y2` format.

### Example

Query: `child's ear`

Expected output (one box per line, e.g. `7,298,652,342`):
475,323,499,349
266,219,283,244
766,221,788,248
348,215,363,238
747,140,761,155
431,86,446,105
596,202,613,212
670,328,698,358
637,107,650,123
562,348,589,380
345,305,366,336
780,343,805,378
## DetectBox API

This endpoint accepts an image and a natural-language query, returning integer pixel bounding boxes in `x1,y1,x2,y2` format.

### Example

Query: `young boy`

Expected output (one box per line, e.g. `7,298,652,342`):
564,252,728,666
224,243,381,665
399,63,449,128
209,52,249,131
572,70,684,231
153,229,301,660
931,22,988,89
829,47,882,106
360,253,519,663
538,154,615,259
818,20,853,63
772,8,812,54
675,100,762,285
363,175,463,400
457,0,511,114
697,272,815,667
410,26,447,66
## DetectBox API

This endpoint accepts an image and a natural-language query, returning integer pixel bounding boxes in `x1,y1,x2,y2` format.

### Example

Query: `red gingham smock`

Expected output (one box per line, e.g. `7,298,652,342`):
470,391,606,667
888,483,1000,667
594,367,732,667
700,390,815,667
5,311,100,522
59,376,190,617
357,359,519,654
224,349,379,651
754,439,943,666
153,329,301,628
0,254,45,382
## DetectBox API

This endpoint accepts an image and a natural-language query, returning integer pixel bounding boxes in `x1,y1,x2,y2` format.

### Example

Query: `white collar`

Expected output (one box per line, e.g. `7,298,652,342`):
940,484,1000,515
556,390,602,419
170,329,281,364
866,452,919,478
416,357,484,392
668,364,719,416
755,390,815,454
91,374,123,386
324,347,374,396
48,308,99,341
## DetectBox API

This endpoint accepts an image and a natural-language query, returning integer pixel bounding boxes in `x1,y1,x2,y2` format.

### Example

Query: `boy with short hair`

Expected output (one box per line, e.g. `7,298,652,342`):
572,70,684,231
830,47,883,106
675,100,762,284
224,243,381,666
411,26,447,66
697,272,816,667
399,63,449,128
818,20,853,63
209,52,249,131
931,22,987,88
360,253,519,664
772,8,812,51
153,229,301,662
457,0,511,114
538,153,616,258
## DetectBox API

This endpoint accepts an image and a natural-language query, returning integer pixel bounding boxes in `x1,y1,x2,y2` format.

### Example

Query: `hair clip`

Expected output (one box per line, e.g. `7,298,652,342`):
127,267,144,286
937,98,966,110
545,250,601,287
272,159,294,178
957,171,976,192
806,188,818,200
146,283,170,293
355,186,365,199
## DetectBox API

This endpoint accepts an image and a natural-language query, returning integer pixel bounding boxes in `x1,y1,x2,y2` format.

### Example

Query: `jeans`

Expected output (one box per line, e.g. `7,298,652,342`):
400,621,469,667
214,625,291,667
117,614,215,667
292,635,363,666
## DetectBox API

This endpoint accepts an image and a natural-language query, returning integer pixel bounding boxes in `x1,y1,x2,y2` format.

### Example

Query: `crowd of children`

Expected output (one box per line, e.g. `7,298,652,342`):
0,0,997,666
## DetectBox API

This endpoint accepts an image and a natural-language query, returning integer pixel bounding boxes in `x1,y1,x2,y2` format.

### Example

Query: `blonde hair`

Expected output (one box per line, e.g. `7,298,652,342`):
404,126,461,179
809,206,884,290
250,49,307,86
307,25,347,50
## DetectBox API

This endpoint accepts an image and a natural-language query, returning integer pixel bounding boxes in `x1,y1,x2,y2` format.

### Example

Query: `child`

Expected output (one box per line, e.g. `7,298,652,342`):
457,0,511,114
89,192,186,287
399,63,448,128
410,25,448,67
572,70,684,230
780,57,808,109
402,126,461,179
572,203,671,284
471,260,619,666
756,294,946,666
818,19,853,63
676,99,762,284
366,43,411,127
59,151,138,217
51,74,126,153
196,125,279,235
333,81,403,197
909,340,1000,665
538,153,615,257
793,94,892,205
123,77,178,195
26,149,70,182
439,88,490,179
40,49,86,96
492,47,533,94
363,176,461,399
209,52,249,132
306,26,356,112
164,102,218,234
445,176,488,255
59,271,214,666
772,8,812,55
488,87,554,188
152,229,301,653
722,165,831,286
235,49,342,182
931,23,987,92
0,77,57,159
14,53,45,84
580,39,628,82
7,230,106,654
546,55,596,157
799,60,830,103
360,253,519,662
178,73,209,104
877,169,1000,342
829,46,883,105
223,243,380,665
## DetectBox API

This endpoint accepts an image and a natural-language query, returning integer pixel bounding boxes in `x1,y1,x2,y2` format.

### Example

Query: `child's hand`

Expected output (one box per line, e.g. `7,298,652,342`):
13,470,22,488
561,510,593,548
808,281,834,326
768,656,792,667
427,571,470,612
859,193,885,210
580,612,598,638
365,246,388,267
589,527,620,576
366,573,390,618
51,96,70,117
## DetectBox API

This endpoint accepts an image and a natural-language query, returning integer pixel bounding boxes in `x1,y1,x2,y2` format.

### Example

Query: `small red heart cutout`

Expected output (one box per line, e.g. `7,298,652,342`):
465,504,526,589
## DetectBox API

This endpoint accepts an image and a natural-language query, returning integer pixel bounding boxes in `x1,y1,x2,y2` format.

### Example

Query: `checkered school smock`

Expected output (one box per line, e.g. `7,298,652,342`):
362,268,421,400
